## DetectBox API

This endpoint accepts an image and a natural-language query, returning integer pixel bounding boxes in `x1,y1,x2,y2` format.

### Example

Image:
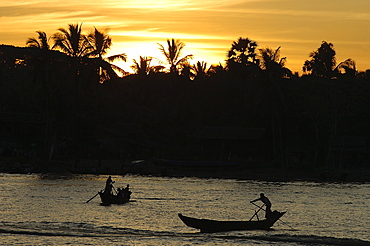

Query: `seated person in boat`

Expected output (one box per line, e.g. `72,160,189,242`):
104,176,114,195
250,193,272,219
117,188,124,198
123,184,131,200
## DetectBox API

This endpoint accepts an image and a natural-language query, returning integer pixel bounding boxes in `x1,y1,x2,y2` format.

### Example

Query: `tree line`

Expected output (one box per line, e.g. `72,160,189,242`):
1,23,370,169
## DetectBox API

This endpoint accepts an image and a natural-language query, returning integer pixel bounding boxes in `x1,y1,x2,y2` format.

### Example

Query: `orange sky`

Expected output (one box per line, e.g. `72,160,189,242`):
1,0,370,74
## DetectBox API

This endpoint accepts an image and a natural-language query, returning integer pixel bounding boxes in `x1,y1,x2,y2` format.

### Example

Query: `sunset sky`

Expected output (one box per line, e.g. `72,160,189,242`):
1,0,370,74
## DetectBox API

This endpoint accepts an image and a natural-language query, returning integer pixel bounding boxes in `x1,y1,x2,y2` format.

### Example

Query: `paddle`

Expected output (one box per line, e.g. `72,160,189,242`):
249,204,265,221
112,184,117,195
251,201,296,230
86,192,99,203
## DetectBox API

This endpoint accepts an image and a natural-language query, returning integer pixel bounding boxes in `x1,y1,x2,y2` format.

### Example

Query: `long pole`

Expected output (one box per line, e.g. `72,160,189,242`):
249,204,265,221
86,192,99,203
112,184,117,195
251,202,296,230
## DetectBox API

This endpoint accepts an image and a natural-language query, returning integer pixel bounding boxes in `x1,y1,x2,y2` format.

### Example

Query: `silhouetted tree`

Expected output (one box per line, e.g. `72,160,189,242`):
356,69,370,81
228,37,258,64
85,27,127,82
179,62,192,79
207,63,228,78
227,37,260,77
85,27,111,59
335,58,357,77
26,31,51,50
25,33,67,116
131,56,164,75
303,41,336,78
52,24,80,104
248,47,291,163
259,46,292,78
157,38,193,74
191,61,211,80
131,56,152,76
52,23,89,58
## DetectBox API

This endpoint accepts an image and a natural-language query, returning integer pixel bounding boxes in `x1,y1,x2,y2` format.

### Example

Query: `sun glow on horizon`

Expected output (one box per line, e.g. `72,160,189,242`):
2,0,370,73
109,39,228,74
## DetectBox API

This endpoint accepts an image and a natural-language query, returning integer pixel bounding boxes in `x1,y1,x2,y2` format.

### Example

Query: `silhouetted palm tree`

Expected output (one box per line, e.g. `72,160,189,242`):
25,31,67,160
157,38,193,74
85,27,127,81
26,31,64,113
26,31,50,50
259,47,292,78
258,47,291,162
85,27,111,59
52,23,89,58
51,23,91,118
191,61,211,80
131,56,165,75
179,62,193,79
303,41,336,78
131,56,152,75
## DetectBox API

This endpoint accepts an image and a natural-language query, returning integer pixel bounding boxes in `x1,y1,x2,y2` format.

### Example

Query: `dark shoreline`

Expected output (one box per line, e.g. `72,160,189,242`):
125,164,370,183
1,158,369,183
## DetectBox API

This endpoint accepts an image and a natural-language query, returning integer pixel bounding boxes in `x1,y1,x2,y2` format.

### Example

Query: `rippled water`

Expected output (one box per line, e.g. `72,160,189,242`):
0,173,369,245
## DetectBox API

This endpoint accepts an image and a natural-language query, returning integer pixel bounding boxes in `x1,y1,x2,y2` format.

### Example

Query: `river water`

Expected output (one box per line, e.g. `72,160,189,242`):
0,173,369,245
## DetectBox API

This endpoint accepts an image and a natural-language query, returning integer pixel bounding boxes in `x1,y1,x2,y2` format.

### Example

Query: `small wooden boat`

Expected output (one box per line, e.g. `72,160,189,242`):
85,177,132,205
178,211,286,233
98,191,130,205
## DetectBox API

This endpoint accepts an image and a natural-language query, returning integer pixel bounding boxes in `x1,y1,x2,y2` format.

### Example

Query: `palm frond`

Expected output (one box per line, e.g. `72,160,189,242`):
26,37,41,48
110,63,128,76
176,54,193,66
107,53,127,62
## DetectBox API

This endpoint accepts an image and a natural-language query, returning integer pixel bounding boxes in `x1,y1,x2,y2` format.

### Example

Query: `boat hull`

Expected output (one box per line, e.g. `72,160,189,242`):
178,211,286,233
98,192,130,205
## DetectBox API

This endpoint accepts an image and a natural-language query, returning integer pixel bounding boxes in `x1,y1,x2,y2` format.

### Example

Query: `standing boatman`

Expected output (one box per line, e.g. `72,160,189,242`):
250,193,272,219
104,176,115,195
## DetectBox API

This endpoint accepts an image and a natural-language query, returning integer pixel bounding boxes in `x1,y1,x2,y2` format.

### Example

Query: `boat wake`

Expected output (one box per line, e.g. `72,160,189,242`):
0,222,369,246
0,221,149,238
209,234,370,246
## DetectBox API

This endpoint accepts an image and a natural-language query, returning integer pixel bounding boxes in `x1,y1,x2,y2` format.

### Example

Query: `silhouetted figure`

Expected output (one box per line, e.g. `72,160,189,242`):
117,188,124,199
104,176,114,195
123,184,131,200
251,193,272,219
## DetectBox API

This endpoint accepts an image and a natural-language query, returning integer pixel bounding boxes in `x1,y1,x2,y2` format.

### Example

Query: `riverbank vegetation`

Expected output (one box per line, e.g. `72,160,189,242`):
1,23,369,178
